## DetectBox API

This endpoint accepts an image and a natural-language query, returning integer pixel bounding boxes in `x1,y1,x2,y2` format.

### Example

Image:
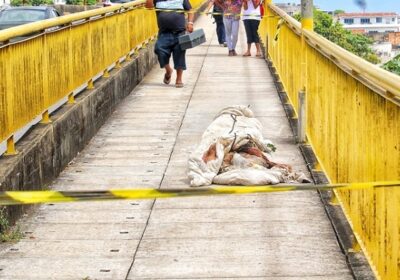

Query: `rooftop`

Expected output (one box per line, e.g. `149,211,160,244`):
337,12,398,18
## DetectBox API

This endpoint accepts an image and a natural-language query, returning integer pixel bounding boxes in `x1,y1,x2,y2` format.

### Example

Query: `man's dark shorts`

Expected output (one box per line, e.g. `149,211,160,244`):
155,31,187,70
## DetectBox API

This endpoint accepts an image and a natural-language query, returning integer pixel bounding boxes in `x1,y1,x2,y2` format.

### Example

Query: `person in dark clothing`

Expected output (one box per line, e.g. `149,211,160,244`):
146,0,194,87
206,1,226,46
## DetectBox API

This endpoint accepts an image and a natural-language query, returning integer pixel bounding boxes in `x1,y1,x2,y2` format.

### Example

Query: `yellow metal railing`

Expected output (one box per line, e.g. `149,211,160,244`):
0,0,205,154
0,1,156,153
260,3,400,279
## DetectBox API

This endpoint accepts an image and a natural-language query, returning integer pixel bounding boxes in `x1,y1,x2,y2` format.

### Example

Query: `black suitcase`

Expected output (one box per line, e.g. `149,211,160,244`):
178,29,206,50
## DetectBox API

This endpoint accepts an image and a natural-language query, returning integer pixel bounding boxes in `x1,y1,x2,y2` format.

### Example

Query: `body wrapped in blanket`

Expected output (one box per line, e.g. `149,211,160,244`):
188,105,310,187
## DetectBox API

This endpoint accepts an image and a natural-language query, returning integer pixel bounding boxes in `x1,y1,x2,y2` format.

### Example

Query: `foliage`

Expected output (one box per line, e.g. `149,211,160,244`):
11,0,96,5
294,10,380,64
0,207,24,243
333,9,345,15
11,0,52,5
10,0,24,6
66,0,97,5
382,54,400,75
31,0,53,5
66,0,82,4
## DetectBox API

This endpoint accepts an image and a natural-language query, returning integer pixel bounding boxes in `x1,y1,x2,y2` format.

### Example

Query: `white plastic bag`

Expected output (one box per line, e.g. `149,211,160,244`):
188,105,309,187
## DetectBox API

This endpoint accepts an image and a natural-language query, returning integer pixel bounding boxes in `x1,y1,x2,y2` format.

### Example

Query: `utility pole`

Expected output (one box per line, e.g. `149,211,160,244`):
301,0,313,31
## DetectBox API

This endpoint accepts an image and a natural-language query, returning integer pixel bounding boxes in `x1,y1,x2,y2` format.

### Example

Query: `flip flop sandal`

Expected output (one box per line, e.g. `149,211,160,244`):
163,73,172,84
175,83,184,88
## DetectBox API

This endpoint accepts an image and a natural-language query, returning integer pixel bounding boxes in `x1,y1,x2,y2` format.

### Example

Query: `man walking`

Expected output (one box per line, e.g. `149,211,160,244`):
146,0,194,87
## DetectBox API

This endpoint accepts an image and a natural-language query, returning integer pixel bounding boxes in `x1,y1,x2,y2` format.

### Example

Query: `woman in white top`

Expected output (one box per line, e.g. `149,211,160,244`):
242,0,262,57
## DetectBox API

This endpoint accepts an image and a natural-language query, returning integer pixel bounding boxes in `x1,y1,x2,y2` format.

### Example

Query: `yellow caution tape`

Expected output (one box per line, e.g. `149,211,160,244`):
0,181,399,206
274,18,284,42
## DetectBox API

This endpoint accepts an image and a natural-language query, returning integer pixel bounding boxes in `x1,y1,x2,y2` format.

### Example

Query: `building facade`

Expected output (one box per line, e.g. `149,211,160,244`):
0,0,10,6
275,3,301,16
337,12,400,34
388,32,400,46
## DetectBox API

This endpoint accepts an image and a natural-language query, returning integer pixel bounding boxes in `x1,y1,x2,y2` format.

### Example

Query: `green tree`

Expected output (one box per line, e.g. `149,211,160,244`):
66,0,97,5
10,0,24,6
11,0,52,5
333,9,345,15
382,55,400,76
65,0,83,4
30,0,53,5
294,10,380,64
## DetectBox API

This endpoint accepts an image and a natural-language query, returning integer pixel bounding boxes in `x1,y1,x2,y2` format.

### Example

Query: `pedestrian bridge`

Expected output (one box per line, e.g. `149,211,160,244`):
0,1,399,279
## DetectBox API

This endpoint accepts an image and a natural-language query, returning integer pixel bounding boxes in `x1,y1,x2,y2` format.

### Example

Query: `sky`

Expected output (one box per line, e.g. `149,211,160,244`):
273,0,400,13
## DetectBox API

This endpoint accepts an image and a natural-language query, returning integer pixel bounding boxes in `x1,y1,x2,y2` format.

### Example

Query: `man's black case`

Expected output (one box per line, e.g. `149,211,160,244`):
178,29,206,50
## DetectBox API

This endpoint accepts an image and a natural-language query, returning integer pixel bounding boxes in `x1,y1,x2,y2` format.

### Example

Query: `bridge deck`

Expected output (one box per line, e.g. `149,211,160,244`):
0,16,353,279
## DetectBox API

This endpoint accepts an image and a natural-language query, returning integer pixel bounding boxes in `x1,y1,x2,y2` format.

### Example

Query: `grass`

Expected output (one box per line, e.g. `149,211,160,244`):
0,207,24,243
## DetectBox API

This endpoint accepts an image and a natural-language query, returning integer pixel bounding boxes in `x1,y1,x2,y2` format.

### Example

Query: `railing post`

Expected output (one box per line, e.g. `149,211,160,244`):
68,93,76,104
87,79,94,90
5,135,17,156
103,69,110,78
349,236,361,253
297,89,306,143
40,110,52,124
297,0,313,143
265,0,272,58
329,190,340,205
115,60,122,69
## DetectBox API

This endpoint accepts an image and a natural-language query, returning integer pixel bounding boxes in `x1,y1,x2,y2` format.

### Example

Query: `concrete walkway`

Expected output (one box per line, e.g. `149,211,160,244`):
0,16,353,279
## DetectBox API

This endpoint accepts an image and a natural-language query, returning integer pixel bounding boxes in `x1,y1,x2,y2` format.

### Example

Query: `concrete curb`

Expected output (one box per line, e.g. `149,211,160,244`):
0,42,157,227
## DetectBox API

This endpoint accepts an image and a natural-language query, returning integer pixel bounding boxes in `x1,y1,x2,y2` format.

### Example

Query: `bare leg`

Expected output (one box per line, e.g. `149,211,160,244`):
176,69,183,87
165,64,173,77
243,43,251,56
255,43,262,57
163,64,173,84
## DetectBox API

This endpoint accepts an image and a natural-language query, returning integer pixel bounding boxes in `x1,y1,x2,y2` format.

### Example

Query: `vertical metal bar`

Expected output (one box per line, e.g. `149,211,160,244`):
349,236,361,253
329,191,339,205
300,0,313,90
5,135,17,156
87,18,94,88
40,110,51,124
87,79,94,90
264,0,271,60
115,60,122,69
297,89,306,143
68,23,74,96
297,0,313,143
5,45,14,151
42,32,50,112
68,93,75,104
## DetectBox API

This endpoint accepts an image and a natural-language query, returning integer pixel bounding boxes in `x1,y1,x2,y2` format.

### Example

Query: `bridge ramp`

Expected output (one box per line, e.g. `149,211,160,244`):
0,16,353,279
